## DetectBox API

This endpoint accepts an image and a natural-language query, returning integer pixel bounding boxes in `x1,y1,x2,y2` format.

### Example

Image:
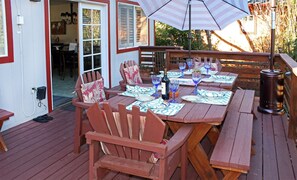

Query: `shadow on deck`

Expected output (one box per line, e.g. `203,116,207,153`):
0,98,296,180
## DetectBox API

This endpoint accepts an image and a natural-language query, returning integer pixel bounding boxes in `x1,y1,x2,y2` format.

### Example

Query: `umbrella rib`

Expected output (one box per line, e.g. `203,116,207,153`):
182,0,190,30
202,1,222,30
147,0,173,17
222,0,250,14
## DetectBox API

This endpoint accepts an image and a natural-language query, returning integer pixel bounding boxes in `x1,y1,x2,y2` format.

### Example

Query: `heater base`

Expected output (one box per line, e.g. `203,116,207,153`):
257,106,284,115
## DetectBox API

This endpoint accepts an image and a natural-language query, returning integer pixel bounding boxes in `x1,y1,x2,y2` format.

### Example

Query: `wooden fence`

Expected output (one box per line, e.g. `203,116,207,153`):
138,46,182,74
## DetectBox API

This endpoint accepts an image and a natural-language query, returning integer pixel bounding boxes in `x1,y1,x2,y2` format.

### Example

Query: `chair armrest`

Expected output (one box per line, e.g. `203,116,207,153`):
119,80,127,91
86,131,166,154
163,124,193,158
86,124,193,158
104,88,122,99
72,97,93,109
141,77,152,83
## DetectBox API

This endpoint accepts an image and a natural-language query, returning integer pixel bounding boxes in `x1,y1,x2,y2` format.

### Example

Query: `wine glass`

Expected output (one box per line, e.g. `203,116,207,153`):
151,75,161,98
204,60,211,76
169,80,179,103
192,71,201,95
186,58,193,73
178,62,186,77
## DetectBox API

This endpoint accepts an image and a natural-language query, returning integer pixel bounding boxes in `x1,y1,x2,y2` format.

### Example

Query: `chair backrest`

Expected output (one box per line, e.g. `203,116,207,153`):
119,60,139,84
86,102,166,162
75,71,103,102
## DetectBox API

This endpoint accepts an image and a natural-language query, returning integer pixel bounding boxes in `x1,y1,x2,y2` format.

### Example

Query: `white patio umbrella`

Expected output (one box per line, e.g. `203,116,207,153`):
134,0,250,58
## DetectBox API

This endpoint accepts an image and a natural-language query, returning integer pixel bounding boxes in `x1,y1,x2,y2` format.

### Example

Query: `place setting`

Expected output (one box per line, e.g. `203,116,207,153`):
125,76,185,116
181,87,232,106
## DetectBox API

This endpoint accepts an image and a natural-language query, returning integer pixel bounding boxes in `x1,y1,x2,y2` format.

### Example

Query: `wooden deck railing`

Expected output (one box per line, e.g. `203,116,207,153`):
138,46,182,74
163,49,297,140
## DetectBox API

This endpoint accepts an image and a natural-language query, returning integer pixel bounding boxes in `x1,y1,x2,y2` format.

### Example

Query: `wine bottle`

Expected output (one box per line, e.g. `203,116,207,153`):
161,68,170,100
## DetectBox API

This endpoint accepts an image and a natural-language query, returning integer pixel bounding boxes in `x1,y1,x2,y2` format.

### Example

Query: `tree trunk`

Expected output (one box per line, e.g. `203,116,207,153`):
205,30,213,50
237,20,256,52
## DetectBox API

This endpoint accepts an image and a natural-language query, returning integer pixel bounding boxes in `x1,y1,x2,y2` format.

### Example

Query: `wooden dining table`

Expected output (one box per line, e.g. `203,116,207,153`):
106,85,234,180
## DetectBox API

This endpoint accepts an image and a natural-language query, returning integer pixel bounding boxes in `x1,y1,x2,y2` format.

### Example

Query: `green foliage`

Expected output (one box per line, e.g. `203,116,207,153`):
155,22,207,50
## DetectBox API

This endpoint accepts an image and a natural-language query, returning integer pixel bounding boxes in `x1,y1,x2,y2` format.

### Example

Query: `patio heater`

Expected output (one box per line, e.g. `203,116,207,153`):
258,0,284,115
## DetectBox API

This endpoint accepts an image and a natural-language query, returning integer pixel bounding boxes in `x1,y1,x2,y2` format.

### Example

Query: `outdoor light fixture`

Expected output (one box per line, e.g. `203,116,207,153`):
60,3,77,24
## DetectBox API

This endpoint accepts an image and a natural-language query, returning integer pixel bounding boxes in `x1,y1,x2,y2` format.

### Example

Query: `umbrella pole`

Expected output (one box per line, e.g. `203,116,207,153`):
270,0,276,71
188,0,192,59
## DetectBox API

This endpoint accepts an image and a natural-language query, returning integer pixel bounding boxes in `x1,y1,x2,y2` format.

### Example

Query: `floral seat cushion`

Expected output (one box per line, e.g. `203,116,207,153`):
123,65,143,85
81,78,106,103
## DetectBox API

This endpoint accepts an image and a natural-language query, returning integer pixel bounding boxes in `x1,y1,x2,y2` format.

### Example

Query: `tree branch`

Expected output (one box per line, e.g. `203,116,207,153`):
211,31,246,52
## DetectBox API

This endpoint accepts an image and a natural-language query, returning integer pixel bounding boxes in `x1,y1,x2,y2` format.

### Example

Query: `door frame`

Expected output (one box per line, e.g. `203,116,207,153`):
78,2,109,87
44,0,111,112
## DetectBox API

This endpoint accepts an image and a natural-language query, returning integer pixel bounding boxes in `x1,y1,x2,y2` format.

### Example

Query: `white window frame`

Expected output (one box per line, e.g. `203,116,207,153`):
118,3,148,50
0,0,8,57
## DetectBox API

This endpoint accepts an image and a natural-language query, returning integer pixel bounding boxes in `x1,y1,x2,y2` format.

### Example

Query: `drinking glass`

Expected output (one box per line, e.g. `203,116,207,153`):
169,80,179,103
151,75,161,98
186,58,193,72
192,71,201,95
178,62,186,77
204,60,211,76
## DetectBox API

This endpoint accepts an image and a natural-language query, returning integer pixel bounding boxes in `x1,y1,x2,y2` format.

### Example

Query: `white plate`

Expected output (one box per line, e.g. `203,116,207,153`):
181,95,199,102
201,70,218,75
201,78,214,83
184,69,193,75
135,95,155,102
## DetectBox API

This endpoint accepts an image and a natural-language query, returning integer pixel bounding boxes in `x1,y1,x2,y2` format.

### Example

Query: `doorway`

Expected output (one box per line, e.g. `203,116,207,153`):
50,0,78,109
49,0,109,109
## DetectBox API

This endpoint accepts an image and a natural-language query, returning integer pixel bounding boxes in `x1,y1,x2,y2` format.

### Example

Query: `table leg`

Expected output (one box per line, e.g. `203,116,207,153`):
0,133,8,152
0,121,7,152
167,122,218,180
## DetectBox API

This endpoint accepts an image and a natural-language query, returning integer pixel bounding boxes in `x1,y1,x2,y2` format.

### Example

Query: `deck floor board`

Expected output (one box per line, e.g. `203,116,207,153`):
0,99,296,180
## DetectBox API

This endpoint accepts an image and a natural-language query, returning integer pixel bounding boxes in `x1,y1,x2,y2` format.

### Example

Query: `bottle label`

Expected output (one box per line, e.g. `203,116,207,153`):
161,82,166,95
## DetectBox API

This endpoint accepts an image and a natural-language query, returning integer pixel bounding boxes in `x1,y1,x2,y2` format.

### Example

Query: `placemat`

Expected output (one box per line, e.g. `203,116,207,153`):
126,98,185,116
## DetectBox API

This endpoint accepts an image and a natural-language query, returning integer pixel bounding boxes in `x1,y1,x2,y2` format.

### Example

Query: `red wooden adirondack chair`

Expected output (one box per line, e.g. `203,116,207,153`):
86,102,193,180
72,71,121,153
119,60,151,91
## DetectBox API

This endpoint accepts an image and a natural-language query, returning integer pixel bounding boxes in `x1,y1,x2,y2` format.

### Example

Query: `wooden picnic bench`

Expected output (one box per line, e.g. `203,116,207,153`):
210,111,254,179
210,89,255,179
228,89,255,114
0,109,14,152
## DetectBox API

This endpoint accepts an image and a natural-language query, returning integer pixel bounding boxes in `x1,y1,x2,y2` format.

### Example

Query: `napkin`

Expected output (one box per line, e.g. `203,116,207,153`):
169,78,196,86
158,71,182,78
191,89,232,105
211,75,236,84
120,85,155,97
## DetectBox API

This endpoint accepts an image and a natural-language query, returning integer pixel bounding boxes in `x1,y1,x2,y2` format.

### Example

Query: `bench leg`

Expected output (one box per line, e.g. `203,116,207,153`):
222,171,241,180
207,126,220,145
0,133,8,152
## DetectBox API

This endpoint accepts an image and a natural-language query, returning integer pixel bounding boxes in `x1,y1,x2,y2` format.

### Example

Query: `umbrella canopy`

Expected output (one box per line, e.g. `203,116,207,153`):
134,0,250,58
137,0,250,31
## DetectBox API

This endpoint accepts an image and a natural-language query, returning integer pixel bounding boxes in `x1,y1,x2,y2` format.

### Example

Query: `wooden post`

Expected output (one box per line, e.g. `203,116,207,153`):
288,70,297,140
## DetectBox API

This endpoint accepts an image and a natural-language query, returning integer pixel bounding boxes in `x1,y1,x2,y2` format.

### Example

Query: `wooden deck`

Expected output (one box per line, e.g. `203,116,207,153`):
0,98,296,180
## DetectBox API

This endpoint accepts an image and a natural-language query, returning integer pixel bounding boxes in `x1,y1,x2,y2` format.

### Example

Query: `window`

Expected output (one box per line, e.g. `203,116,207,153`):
0,0,13,64
118,3,148,49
